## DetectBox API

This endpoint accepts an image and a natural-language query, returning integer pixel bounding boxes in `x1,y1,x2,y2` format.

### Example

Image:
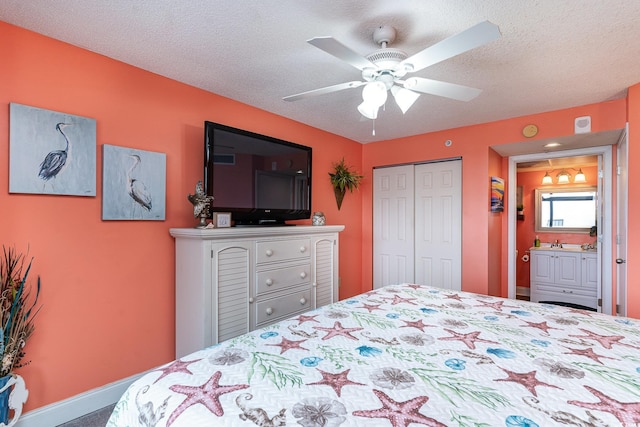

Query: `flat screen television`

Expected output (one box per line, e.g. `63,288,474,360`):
204,121,312,226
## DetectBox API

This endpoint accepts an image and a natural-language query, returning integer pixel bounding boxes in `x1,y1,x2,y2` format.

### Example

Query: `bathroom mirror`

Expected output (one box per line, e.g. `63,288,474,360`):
534,186,597,233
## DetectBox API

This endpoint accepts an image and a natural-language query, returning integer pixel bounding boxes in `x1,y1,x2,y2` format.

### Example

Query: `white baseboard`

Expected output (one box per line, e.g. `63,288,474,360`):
516,286,530,297
17,372,145,427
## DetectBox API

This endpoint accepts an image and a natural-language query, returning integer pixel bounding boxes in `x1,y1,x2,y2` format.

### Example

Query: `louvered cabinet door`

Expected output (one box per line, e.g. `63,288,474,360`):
313,234,339,308
212,242,252,344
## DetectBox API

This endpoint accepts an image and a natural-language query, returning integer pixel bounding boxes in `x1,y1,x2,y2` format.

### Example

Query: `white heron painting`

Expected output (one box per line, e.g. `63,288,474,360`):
9,103,96,196
102,144,166,220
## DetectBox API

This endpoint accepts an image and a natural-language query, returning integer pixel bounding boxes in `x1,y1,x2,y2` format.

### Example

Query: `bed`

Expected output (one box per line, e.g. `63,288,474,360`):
107,283,640,426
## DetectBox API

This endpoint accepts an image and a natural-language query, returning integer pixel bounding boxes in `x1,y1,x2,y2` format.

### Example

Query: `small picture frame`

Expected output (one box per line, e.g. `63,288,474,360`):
212,212,232,228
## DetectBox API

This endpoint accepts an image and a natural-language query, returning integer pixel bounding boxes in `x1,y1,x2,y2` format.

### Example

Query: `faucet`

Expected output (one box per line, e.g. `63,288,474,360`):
551,240,563,248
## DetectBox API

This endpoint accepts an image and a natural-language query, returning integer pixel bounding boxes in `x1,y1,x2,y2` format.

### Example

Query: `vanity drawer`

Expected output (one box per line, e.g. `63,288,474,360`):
254,287,312,326
256,239,311,264
534,282,596,297
255,263,311,296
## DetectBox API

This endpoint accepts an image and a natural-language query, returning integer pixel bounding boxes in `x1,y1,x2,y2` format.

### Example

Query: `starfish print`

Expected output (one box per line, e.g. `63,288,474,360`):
167,371,249,425
475,300,517,311
401,318,434,332
359,303,383,313
383,294,418,306
314,321,364,341
443,293,463,301
494,367,561,397
569,385,640,425
438,328,499,350
569,328,640,350
307,368,365,397
520,320,558,334
292,313,320,324
405,284,424,290
153,358,201,383
352,389,447,427
267,336,309,354
563,346,617,365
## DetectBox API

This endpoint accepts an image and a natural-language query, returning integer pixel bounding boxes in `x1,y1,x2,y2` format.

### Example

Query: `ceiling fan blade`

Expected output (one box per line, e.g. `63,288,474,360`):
283,81,365,102
307,36,377,70
399,21,500,73
404,77,482,102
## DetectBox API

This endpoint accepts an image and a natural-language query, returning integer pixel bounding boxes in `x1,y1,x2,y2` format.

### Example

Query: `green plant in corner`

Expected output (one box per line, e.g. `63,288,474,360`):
0,246,41,377
329,157,363,210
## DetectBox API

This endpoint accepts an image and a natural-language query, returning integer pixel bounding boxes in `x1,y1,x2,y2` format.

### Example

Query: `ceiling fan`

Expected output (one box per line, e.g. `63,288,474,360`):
284,21,501,120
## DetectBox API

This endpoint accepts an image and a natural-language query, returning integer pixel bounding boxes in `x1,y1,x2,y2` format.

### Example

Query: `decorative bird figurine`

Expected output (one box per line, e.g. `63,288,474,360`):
188,181,214,227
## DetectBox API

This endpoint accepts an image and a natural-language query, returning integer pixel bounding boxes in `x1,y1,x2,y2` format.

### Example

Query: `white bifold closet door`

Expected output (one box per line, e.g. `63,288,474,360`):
373,160,462,290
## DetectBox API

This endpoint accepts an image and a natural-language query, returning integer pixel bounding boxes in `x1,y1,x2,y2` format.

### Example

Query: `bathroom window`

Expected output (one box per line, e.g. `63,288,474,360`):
534,187,597,233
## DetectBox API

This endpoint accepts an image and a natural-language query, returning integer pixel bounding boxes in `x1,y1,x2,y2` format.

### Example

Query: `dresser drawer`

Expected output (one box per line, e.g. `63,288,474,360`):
256,239,311,264
255,263,311,296
254,287,312,326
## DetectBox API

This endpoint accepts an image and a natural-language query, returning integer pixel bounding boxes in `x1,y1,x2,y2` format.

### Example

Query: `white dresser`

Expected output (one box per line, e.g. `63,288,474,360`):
529,248,598,310
170,225,344,357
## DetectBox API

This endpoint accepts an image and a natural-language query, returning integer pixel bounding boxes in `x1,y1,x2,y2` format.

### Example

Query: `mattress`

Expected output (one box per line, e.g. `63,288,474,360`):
107,283,640,426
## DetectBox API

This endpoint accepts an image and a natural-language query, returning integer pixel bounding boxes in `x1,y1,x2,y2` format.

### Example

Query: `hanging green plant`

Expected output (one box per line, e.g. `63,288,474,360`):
329,158,363,210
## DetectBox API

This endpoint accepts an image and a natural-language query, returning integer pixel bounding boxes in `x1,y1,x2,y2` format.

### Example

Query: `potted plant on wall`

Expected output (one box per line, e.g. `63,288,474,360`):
0,246,41,426
329,158,363,210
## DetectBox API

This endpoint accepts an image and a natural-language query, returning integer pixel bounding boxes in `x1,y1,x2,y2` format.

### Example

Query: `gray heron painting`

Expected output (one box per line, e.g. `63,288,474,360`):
127,154,152,215
9,103,96,196
38,122,73,188
102,144,166,221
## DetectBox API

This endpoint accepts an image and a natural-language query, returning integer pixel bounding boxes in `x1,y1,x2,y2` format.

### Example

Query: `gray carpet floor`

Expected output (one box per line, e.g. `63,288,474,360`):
56,404,115,427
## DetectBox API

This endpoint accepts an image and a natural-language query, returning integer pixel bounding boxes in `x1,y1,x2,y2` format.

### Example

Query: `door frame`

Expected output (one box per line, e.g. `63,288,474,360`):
507,145,613,314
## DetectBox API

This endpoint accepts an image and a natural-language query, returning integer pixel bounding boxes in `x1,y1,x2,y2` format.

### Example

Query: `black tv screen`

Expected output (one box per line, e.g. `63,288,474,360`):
204,121,312,226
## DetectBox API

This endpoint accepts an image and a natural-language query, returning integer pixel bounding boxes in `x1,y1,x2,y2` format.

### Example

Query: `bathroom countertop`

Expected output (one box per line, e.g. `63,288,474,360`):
530,244,597,253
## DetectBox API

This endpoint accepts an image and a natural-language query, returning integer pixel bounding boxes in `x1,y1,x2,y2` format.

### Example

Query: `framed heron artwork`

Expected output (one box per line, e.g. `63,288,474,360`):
102,144,166,221
9,103,96,196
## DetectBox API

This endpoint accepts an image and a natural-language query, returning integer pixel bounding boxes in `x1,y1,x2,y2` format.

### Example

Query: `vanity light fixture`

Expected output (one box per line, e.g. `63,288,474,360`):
556,170,571,184
541,168,586,185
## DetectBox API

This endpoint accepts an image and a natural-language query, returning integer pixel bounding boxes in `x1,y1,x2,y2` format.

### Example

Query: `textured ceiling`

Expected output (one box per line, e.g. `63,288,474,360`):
1,1,638,144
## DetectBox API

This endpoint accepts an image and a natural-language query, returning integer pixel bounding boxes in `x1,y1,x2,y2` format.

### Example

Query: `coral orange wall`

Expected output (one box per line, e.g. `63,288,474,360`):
626,83,640,319
515,166,599,288
0,21,363,412
362,99,627,297
487,148,503,296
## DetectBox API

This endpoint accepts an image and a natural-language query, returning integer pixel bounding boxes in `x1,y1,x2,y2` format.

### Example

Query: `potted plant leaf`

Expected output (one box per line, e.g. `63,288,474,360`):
0,246,41,426
329,158,363,210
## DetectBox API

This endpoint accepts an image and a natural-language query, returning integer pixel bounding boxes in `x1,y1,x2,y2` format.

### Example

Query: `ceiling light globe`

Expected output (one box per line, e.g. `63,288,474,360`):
362,81,387,107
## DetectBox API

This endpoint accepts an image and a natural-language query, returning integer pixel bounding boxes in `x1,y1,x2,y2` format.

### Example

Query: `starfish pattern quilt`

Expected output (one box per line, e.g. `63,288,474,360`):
107,284,640,426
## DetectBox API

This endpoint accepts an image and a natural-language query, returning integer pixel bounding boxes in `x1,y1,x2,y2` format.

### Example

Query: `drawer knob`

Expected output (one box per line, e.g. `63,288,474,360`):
300,272,307,279
300,298,306,305
300,246,307,253
266,307,273,316
266,278,273,286
249,297,254,303
265,249,273,257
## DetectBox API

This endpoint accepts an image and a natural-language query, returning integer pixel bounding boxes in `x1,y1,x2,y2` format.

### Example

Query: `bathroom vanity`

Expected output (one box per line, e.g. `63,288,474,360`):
529,246,598,311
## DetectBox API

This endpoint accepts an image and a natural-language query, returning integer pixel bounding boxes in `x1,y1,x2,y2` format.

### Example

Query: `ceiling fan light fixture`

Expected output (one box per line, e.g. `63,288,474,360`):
391,86,420,114
357,101,379,119
362,81,387,107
